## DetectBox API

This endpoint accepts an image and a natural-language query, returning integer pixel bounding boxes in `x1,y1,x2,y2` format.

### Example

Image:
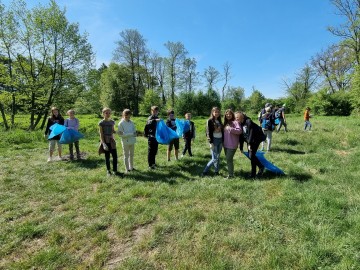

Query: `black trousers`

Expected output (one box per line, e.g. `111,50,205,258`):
148,137,158,166
182,137,193,156
248,141,264,177
104,142,118,172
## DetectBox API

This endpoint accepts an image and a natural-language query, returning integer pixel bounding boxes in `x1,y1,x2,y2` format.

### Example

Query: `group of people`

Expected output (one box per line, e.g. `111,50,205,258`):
44,103,311,179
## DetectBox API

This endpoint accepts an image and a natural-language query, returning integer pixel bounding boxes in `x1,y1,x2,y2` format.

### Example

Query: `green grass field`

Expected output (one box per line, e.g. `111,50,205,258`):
1,114,359,269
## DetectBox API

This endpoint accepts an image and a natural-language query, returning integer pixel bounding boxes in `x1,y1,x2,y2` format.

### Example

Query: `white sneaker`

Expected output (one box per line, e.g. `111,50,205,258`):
47,157,53,162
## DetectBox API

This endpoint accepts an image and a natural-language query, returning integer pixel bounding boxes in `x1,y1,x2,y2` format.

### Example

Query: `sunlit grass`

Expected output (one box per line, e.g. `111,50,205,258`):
0,114,359,269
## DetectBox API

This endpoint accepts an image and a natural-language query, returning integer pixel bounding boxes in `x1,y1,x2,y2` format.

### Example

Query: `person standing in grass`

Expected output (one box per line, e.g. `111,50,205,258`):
166,109,179,161
144,105,160,169
98,107,120,177
304,107,312,131
260,106,275,151
182,112,196,157
201,107,224,177
223,109,242,179
276,104,288,132
44,107,64,162
237,111,266,179
117,109,137,173
64,109,81,160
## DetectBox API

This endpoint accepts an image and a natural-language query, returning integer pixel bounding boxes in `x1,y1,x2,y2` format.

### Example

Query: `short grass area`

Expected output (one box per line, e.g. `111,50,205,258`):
1,114,360,269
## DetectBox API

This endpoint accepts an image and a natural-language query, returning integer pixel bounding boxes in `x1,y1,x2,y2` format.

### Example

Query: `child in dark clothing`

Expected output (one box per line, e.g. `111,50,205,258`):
182,112,196,157
166,109,179,161
44,107,64,162
144,106,160,169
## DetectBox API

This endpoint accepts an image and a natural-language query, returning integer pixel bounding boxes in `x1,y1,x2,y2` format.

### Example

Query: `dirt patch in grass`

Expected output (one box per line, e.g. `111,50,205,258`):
335,150,350,157
105,222,154,269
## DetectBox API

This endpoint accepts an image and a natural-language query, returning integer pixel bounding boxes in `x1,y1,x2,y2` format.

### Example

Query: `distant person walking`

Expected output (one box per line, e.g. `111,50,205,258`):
304,107,312,131
260,106,275,151
237,112,266,179
276,104,288,132
201,107,224,177
223,109,242,179
44,107,64,162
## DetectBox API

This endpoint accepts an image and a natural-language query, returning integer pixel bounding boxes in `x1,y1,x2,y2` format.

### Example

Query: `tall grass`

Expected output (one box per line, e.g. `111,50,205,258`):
0,114,359,269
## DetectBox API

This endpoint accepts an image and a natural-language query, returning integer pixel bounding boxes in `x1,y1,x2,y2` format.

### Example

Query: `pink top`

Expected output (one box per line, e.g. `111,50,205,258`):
223,120,242,149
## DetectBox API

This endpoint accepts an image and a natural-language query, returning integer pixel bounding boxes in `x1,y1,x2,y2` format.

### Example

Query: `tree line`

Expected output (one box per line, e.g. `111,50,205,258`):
1,0,360,130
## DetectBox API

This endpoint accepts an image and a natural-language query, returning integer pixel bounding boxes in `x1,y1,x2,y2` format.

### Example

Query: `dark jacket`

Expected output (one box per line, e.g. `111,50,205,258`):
44,115,65,140
144,115,159,137
239,116,266,151
206,118,224,144
166,117,177,131
184,121,195,139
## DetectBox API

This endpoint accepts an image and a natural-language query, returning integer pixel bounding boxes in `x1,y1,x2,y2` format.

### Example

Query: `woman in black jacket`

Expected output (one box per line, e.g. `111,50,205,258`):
236,111,266,178
44,107,64,162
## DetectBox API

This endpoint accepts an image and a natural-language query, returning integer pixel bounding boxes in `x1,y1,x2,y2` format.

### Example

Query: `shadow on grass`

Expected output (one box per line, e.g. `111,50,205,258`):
270,148,306,155
287,171,312,183
74,157,103,169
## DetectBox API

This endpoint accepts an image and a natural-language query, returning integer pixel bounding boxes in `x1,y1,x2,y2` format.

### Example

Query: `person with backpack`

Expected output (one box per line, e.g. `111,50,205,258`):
260,106,275,151
276,104,288,132
237,111,266,179
258,103,272,125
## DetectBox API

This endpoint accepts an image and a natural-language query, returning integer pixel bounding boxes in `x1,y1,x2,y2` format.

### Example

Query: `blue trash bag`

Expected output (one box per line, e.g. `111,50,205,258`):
243,151,285,175
48,123,67,139
156,119,179,144
274,118,280,125
175,119,190,137
59,129,84,144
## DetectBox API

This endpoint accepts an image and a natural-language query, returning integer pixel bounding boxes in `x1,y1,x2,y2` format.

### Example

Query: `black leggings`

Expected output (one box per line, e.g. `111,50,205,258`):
249,142,264,177
182,137,193,156
104,143,118,172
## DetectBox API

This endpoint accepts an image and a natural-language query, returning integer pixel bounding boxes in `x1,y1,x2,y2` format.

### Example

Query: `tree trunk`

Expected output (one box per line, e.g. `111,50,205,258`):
0,102,9,130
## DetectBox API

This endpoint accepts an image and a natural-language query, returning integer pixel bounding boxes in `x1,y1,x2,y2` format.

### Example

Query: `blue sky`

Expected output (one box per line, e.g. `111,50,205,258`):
4,0,345,99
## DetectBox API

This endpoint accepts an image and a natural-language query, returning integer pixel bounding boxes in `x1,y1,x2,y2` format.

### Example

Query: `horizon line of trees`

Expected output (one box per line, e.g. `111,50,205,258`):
1,0,360,130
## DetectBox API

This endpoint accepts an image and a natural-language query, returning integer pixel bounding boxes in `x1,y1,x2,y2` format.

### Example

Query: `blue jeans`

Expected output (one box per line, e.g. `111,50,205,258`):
203,137,222,173
304,121,312,130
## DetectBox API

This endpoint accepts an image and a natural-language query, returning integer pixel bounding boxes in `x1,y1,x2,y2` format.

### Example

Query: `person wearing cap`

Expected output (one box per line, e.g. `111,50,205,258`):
304,107,312,131
276,104,288,132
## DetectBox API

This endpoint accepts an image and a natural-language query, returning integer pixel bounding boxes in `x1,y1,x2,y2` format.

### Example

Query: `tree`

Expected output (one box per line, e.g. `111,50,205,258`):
328,0,360,65
0,0,93,130
113,29,148,116
139,89,161,116
247,88,265,114
181,57,199,93
311,44,353,93
221,86,245,111
221,61,232,101
283,64,318,112
148,52,166,105
164,41,188,108
203,65,221,91
100,63,133,113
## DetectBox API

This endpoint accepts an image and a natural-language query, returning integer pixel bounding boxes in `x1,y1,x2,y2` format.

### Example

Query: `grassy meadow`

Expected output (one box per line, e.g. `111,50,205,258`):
0,113,360,269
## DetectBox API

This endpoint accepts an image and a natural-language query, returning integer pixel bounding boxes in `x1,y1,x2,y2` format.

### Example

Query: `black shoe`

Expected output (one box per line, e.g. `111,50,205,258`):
113,171,124,177
247,174,256,180
257,167,265,177
200,172,208,177
214,172,220,176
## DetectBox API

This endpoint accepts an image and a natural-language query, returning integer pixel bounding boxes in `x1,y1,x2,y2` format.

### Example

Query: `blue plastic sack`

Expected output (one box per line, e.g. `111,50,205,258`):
48,123,66,139
274,118,280,125
175,119,190,137
243,151,285,175
156,119,179,144
59,129,84,144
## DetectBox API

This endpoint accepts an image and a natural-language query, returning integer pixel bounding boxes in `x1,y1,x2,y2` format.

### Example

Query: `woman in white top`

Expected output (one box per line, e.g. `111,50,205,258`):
118,109,137,173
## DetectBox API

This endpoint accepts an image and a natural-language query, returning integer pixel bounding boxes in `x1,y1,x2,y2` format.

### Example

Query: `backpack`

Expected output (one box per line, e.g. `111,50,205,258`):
261,114,274,131
275,109,282,119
